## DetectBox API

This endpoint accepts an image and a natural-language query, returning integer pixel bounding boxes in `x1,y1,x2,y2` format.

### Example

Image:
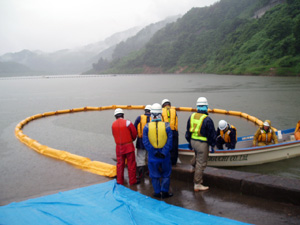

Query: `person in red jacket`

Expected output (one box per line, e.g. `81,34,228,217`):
112,108,139,185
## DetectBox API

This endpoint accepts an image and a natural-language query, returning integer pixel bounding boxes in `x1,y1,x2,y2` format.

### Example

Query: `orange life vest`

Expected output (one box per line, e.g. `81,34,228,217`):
220,125,237,143
162,107,178,131
112,119,133,145
258,128,273,144
137,115,150,138
295,121,300,140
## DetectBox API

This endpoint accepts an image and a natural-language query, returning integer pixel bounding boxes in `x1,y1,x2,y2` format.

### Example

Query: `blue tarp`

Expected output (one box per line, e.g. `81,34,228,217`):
0,180,248,225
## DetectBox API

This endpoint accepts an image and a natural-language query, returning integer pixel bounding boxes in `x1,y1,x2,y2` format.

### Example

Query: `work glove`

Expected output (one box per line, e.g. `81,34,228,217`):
154,152,165,159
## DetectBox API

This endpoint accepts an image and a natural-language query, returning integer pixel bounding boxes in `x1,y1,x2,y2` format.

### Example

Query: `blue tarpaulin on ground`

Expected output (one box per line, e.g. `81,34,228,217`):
0,180,248,225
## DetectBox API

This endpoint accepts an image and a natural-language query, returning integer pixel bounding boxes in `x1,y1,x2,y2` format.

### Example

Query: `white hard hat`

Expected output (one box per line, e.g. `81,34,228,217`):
151,103,162,114
196,97,208,106
218,120,228,130
145,105,151,111
144,105,151,111
263,121,270,127
114,108,124,116
161,99,170,106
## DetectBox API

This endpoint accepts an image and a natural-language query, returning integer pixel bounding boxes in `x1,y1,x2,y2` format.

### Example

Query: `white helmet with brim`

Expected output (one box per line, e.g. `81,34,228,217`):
196,97,208,106
114,108,124,116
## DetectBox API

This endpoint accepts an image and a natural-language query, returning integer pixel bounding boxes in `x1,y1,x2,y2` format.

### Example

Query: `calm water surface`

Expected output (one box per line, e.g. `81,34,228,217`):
1,74,300,205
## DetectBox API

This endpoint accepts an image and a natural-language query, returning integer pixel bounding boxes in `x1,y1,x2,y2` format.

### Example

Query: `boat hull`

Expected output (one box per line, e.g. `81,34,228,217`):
178,128,300,167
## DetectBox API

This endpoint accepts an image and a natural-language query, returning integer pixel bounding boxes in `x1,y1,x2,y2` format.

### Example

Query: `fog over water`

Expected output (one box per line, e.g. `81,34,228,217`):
0,74,300,205
0,0,219,55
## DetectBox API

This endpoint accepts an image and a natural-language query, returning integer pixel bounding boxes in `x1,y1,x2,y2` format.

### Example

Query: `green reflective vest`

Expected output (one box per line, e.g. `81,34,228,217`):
190,113,208,141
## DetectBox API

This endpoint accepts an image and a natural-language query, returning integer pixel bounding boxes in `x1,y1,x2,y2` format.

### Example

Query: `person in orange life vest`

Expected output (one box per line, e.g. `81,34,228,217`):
216,120,237,150
134,105,152,179
253,120,278,147
294,120,300,140
161,99,179,166
143,103,173,198
185,97,216,191
112,108,139,185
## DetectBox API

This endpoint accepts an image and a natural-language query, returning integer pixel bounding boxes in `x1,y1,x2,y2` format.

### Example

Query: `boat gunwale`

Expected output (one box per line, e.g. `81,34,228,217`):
179,128,300,155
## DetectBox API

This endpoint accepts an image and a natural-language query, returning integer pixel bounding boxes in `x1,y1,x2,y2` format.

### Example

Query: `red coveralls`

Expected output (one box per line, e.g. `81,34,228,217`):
112,118,137,185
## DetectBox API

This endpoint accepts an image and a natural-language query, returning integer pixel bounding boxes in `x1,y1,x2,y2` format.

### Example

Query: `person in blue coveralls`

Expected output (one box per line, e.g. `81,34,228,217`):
185,97,216,191
143,103,173,198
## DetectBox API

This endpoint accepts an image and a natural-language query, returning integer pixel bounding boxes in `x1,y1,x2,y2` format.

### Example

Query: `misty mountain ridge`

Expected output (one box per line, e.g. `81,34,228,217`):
0,16,179,76
74,26,143,54
85,15,181,74
0,61,33,75
0,26,142,76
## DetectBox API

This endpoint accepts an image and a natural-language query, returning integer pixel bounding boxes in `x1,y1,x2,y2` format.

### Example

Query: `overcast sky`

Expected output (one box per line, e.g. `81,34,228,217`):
0,0,219,55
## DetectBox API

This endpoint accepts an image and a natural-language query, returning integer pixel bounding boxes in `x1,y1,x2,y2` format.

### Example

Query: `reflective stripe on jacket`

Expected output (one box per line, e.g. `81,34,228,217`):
148,121,167,148
162,107,178,131
190,113,208,141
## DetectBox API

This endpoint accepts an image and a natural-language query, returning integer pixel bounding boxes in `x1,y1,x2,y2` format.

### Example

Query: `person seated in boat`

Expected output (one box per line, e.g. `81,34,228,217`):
253,120,278,147
295,120,300,140
216,120,237,150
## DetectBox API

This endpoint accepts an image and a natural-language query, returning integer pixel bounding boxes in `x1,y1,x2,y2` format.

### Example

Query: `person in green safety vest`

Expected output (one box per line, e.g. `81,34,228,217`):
185,97,216,191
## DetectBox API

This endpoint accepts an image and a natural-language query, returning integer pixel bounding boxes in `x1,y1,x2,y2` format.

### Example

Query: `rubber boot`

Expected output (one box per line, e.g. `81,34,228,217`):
162,192,173,198
136,166,144,179
136,166,141,179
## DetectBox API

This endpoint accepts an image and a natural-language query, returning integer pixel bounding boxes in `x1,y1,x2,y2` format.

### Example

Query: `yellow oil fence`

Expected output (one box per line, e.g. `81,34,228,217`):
15,105,273,178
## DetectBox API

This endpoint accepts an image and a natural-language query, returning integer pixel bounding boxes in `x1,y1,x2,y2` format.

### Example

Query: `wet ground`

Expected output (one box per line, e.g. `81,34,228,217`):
124,169,300,225
3,162,300,225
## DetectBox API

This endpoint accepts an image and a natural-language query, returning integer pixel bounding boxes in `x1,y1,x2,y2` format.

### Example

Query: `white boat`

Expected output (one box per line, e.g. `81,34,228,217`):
178,128,300,167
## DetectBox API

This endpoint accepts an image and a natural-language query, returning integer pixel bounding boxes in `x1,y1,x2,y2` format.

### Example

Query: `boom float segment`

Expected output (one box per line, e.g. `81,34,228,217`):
15,105,271,178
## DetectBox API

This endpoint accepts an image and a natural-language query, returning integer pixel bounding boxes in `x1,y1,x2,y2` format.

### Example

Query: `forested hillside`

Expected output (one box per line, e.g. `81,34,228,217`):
97,0,300,76
85,16,179,74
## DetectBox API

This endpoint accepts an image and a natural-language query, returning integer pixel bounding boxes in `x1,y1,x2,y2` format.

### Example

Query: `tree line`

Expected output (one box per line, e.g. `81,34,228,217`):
90,0,300,76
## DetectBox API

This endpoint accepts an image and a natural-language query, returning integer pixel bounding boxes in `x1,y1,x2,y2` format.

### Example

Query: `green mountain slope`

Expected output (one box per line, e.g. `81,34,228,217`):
102,0,300,76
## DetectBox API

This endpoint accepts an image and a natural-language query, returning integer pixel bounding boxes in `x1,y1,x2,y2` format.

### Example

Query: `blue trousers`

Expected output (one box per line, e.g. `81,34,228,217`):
148,158,172,194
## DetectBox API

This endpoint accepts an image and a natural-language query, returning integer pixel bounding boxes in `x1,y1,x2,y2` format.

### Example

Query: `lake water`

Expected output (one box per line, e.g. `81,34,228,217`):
1,74,300,205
